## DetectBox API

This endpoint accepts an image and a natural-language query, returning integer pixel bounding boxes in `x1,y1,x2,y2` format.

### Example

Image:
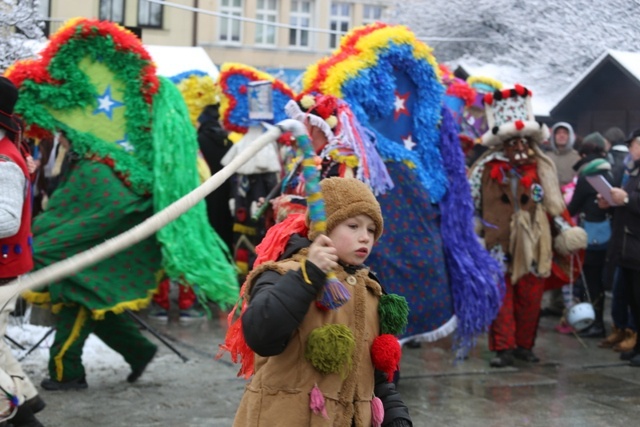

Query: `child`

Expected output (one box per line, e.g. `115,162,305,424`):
232,177,412,427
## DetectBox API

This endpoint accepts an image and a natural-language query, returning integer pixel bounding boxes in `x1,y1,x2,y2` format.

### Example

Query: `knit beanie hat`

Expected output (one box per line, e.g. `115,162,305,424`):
307,177,384,241
582,132,606,150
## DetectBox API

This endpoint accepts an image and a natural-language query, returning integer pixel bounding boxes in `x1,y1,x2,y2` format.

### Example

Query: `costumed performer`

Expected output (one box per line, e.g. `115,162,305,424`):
468,85,587,367
6,18,237,389
300,23,504,353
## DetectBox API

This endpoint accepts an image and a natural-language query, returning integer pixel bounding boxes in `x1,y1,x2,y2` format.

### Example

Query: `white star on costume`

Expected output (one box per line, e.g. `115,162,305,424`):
393,91,410,120
93,85,124,120
116,134,135,153
402,134,416,151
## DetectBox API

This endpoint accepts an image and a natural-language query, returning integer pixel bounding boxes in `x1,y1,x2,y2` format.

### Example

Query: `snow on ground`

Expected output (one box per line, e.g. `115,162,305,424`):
6,317,129,379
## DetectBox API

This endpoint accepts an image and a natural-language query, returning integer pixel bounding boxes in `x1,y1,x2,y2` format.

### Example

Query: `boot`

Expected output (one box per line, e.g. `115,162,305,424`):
513,347,540,363
10,404,44,427
598,325,625,348
613,329,637,353
578,321,606,338
490,350,514,368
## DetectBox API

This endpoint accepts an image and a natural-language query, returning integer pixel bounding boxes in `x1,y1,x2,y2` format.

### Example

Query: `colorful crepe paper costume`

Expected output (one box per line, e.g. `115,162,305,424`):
300,23,504,351
217,63,294,277
6,18,237,383
230,178,412,427
467,86,587,366
439,65,477,158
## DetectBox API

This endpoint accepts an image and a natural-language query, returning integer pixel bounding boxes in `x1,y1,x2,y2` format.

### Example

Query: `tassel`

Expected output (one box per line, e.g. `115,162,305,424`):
371,396,384,427
310,384,328,419
317,273,351,310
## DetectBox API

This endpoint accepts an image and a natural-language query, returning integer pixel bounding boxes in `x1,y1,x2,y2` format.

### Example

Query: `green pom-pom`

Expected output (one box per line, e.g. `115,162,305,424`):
379,294,409,335
305,324,355,378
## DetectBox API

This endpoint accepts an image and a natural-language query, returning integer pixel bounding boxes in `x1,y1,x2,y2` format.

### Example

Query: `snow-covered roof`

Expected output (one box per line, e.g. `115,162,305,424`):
24,42,219,80
144,45,219,79
550,49,640,115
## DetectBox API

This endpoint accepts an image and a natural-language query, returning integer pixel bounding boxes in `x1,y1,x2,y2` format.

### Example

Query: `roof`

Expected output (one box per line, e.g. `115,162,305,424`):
550,49,640,116
144,45,219,79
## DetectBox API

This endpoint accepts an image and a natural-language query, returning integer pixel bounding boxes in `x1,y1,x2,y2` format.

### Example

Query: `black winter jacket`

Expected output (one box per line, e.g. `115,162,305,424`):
608,161,640,270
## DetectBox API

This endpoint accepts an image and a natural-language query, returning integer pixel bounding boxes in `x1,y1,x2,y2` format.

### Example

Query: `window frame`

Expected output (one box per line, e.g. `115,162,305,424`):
255,0,278,47
289,0,314,49
98,0,126,24
362,4,383,25
137,0,163,29
218,0,244,45
329,2,351,49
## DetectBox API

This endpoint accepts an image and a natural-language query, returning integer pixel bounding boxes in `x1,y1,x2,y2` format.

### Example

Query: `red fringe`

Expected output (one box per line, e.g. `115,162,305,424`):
218,213,309,377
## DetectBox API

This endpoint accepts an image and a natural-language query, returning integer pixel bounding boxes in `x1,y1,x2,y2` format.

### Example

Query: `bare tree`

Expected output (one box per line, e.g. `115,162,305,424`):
0,0,46,73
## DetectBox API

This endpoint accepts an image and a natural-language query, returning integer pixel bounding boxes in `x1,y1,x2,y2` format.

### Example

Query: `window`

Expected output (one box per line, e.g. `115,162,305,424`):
363,4,383,25
329,2,350,49
289,0,313,48
219,0,243,43
99,0,125,24
255,0,278,46
138,0,163,28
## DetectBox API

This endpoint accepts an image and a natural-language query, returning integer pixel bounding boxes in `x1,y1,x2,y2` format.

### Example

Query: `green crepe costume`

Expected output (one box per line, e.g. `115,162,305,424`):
25,159,161,317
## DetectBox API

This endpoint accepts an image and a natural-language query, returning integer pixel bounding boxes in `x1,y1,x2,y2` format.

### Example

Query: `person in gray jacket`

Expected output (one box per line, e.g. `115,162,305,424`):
546,122,581,187
542,122,582,317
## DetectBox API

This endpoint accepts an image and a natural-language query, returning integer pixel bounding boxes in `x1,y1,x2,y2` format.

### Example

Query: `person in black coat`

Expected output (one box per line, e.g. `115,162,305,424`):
568,139,613,338
598,129,640,366
197,104,233,252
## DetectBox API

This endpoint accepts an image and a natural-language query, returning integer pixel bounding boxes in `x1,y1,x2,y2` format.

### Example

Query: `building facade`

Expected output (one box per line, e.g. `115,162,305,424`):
41,0,394,72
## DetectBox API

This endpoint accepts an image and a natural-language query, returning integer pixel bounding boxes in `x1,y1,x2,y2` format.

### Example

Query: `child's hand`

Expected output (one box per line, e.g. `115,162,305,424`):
307,235,338,273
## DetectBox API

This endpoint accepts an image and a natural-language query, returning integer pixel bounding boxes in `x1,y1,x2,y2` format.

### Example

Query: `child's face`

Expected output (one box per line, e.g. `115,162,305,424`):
327,214,376,265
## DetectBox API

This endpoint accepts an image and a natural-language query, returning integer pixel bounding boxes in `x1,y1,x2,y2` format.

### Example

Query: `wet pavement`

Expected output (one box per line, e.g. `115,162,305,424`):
31,305,640,426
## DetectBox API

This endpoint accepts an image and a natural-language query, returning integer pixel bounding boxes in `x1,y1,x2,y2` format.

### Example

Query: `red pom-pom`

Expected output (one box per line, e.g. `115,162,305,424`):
239,85,247,94
490,164,503,181
514,120,525,131
313,95,338,119
514,84,526,96
483,93,493,106
370,334,401,382
501,89,512,100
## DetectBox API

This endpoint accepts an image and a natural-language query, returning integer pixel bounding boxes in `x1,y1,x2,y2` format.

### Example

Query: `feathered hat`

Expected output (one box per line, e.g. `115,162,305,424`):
481,85,549,147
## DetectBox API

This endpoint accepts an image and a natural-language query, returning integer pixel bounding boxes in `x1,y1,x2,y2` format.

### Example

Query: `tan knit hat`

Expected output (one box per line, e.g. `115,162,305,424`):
307,177,383,241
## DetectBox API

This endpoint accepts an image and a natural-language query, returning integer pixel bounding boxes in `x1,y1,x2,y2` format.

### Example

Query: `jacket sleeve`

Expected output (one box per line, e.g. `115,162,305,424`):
0,161,26,238
242,260,326,357
375,370,412,427
567,176,589,218
627,182,640,216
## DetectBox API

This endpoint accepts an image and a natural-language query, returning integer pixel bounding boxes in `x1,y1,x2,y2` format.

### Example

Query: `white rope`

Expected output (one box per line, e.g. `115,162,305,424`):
2,122,295,298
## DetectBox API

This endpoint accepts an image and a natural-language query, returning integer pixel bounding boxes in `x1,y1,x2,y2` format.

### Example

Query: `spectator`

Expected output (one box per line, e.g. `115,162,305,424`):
542,122,582,318
568,134,614,338
597,128,640,366
0,76,45,426
604,126,629,186
196,104,233,251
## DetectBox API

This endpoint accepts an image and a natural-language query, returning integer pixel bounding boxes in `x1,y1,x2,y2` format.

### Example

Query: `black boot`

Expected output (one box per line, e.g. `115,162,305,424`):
23,395,45,414
620,349,640,361
513,347,540,363
10,404,43,427
41,376,88,391
577,321,606,338
490,350,514,368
